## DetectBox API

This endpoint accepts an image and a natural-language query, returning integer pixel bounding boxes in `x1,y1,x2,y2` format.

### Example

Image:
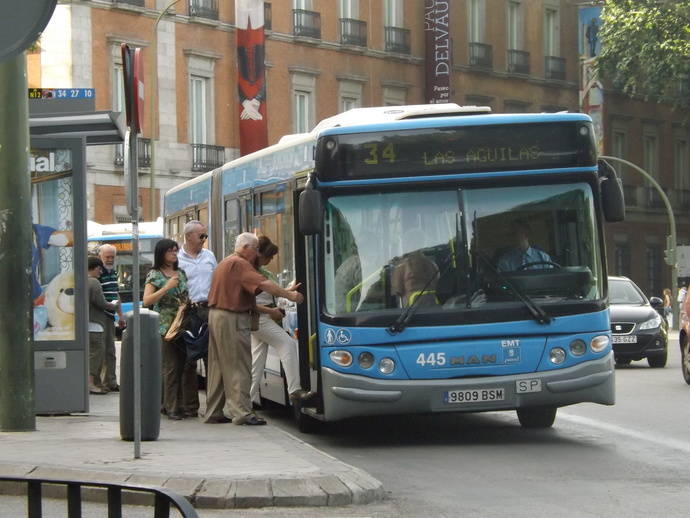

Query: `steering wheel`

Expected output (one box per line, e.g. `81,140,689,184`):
517,261,561,271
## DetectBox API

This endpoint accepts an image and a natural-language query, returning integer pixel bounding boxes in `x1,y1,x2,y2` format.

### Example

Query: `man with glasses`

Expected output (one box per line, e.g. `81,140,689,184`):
177,220,217,417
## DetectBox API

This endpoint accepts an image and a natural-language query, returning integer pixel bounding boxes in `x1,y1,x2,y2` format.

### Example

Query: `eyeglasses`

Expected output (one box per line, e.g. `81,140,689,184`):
199,233,208,240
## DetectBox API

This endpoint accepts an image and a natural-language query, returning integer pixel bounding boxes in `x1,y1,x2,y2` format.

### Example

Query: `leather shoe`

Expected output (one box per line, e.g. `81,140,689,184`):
167,413,184,420
204,415,232,424
107,385,120,392
242,415,266,426
184,410,199,418
290,390,317,405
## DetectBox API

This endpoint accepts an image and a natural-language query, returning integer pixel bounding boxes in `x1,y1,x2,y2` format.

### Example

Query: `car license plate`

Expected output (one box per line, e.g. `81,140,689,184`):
444,388,505,404
612,335,638,344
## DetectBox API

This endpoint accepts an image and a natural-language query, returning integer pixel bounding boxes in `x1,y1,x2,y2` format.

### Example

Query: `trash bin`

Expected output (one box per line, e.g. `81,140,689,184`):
120,308,161,441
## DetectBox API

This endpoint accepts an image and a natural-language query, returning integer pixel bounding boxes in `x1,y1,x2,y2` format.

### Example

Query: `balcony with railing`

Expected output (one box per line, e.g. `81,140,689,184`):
623,184,637,207
191,144,224,172
545,56,566,81
385,26,410,54
293,9,321,39
507,49,530,75
188,0,218,20
114,138,152,168
678,189,690,211
645,186,667,209
469,42,493,69
264,2,272,30
340,18,367,47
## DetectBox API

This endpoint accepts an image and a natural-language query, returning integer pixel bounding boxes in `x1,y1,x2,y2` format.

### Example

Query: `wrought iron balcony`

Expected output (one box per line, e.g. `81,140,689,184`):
264,2,272,31
114,138,152,168
293,9,321,39
340,18,367,47
545,56,566,81
623,184,637,207
191,143,225,172
469,42,493,68
113,0,145,6
188,0,218,20
645,186,666,209
507,49,530,75
385,26,410,54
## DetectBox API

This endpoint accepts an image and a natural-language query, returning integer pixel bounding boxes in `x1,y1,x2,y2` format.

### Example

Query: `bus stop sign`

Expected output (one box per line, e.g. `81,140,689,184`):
0,0,57,62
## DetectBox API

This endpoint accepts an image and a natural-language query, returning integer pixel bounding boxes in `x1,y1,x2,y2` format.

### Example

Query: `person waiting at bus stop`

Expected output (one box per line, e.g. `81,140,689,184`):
496,219,553,272
203,232,304,425
143,239,193,420
250,235,314,409
98,244,125,392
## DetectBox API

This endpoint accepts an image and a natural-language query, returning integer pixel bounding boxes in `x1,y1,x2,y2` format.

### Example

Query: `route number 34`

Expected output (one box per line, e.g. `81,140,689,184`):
416,352,446,367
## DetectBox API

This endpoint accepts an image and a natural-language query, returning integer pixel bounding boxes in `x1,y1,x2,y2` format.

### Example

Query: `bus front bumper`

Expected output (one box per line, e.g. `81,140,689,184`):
320,352,615,422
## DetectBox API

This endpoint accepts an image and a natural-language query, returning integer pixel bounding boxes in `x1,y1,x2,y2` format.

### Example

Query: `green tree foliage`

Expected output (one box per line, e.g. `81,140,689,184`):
597,0,690,107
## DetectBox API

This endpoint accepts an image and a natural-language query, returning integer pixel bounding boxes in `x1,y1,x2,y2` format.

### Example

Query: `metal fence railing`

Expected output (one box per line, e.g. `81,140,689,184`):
0,475,199,518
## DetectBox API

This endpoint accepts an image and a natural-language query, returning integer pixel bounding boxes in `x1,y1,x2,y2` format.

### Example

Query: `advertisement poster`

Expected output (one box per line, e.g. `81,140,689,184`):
236,0,268,155
579,5,604,153
424,0,451,104
30,147,75,341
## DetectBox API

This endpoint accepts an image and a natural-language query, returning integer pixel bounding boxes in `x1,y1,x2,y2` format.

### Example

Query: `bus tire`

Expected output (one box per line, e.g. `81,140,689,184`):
517,406,557,428
293,404,320,434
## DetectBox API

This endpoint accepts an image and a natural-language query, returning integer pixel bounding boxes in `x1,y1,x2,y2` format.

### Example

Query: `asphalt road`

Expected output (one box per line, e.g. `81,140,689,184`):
4,332,688,517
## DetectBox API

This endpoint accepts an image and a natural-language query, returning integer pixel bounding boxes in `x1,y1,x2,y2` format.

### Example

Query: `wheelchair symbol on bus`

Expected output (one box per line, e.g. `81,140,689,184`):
324,328,351,345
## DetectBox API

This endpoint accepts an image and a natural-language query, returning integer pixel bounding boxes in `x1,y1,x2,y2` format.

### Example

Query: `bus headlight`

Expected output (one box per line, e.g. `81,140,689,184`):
569,339,587,356
378,358,395,374
358,352,375,369
549,347,566,364
590,335,610,353
330,350,353,367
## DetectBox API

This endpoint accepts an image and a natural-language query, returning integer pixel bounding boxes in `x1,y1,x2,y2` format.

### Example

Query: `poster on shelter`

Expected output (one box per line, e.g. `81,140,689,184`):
30,147,75,341
579,5,604,153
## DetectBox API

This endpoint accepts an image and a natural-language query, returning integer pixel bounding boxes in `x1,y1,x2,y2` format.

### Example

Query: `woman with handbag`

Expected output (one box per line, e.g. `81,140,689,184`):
250,236,313,408
143,238,197,420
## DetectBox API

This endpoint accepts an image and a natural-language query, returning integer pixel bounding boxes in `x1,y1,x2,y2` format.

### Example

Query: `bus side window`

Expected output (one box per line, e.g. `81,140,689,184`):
225,198,241,256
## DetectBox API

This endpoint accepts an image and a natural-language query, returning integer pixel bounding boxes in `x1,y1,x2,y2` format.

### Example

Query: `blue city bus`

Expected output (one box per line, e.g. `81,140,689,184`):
87,220,164,328
164,104,625,431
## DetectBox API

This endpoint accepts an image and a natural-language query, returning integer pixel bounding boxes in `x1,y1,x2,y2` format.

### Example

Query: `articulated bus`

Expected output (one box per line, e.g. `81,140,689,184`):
164,104,625,431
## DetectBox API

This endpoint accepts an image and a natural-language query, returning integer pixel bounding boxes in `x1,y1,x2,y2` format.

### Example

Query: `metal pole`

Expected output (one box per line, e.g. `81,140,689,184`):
149,0,181,219
0,52,36,431
600,155,678,330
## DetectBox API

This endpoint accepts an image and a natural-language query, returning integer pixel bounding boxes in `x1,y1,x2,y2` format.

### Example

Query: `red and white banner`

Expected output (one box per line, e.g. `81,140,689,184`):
236,0,268,155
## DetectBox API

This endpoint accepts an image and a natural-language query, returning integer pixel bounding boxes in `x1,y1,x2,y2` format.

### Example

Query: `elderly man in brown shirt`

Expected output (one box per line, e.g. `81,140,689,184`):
203,232,304,425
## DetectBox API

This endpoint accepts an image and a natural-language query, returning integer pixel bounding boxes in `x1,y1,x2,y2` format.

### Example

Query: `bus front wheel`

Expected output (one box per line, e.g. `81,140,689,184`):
517,406,557,428
293,404,321,434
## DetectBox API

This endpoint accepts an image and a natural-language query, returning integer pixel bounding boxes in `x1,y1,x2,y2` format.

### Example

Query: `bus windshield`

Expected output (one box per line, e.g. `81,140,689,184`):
324,182,602,321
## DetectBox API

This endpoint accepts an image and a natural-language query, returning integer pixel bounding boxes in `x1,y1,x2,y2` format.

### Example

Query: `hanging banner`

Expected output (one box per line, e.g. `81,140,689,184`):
236,0,268,155
579,5,604,153
424,0,451,104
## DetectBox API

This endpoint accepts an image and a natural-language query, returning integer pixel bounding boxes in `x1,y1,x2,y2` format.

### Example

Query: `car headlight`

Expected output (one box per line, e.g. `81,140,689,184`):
639,312,662,330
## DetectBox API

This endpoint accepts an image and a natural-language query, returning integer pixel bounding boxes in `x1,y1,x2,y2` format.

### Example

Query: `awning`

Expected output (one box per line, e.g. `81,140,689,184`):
29,111,124,145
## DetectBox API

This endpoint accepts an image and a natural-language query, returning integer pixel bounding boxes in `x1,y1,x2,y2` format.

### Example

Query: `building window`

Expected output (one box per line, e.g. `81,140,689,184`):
113,60,125,166
507,1,522,50
544,7,559,57
468,0,485,43
292,72,315,133
614,243,631,277
382,86,406,106
190,75,208,145
612,128,628,181
293,0,310,8
339,0,357,18
643,127,659,179
675,136,689,188
504,100,531,113
384,0,403,27
339,80,362,112
646,245,661,296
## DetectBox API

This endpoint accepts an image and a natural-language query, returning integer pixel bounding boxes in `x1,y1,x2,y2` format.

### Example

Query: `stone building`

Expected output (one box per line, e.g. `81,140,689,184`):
27,0,688,295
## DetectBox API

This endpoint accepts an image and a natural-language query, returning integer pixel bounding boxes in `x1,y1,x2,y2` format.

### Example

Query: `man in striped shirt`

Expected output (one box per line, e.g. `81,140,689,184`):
98,244,125,391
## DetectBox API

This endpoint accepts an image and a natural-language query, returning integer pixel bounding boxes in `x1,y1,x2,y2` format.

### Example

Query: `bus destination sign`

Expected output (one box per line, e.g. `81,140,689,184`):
316,122,596,180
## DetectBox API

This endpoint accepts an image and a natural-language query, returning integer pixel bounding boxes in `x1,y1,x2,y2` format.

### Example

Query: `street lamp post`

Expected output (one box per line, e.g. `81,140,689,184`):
600,155,678,329
149,0,181,219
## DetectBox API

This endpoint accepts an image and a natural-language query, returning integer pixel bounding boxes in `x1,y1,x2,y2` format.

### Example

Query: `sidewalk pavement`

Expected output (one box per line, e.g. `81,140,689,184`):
0,392,384,509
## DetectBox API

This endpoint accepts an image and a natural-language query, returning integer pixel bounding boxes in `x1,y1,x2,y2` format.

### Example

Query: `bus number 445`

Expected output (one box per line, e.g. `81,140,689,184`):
416,352,446,367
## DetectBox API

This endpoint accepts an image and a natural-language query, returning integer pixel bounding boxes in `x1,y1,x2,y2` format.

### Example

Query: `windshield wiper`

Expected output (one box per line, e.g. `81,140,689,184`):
477,251,553,325
387,253,453,335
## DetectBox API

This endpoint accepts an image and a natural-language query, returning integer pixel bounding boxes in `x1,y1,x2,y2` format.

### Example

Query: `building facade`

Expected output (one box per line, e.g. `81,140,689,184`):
27,0,688,295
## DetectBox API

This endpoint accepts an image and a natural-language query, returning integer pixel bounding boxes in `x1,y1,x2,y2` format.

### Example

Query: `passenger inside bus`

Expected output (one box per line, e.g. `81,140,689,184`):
391,229,440,307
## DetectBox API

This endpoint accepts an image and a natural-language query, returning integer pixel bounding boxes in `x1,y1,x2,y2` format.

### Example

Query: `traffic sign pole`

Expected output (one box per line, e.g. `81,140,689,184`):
0,52,36,431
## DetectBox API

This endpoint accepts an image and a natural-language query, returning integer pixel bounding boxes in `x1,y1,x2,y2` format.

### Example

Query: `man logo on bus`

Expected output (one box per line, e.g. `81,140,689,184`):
325,328,336,345
336,329,351,345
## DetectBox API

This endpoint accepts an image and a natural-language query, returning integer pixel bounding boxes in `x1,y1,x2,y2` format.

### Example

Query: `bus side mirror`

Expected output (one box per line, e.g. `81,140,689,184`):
299,185,323,235
599,160,625,223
